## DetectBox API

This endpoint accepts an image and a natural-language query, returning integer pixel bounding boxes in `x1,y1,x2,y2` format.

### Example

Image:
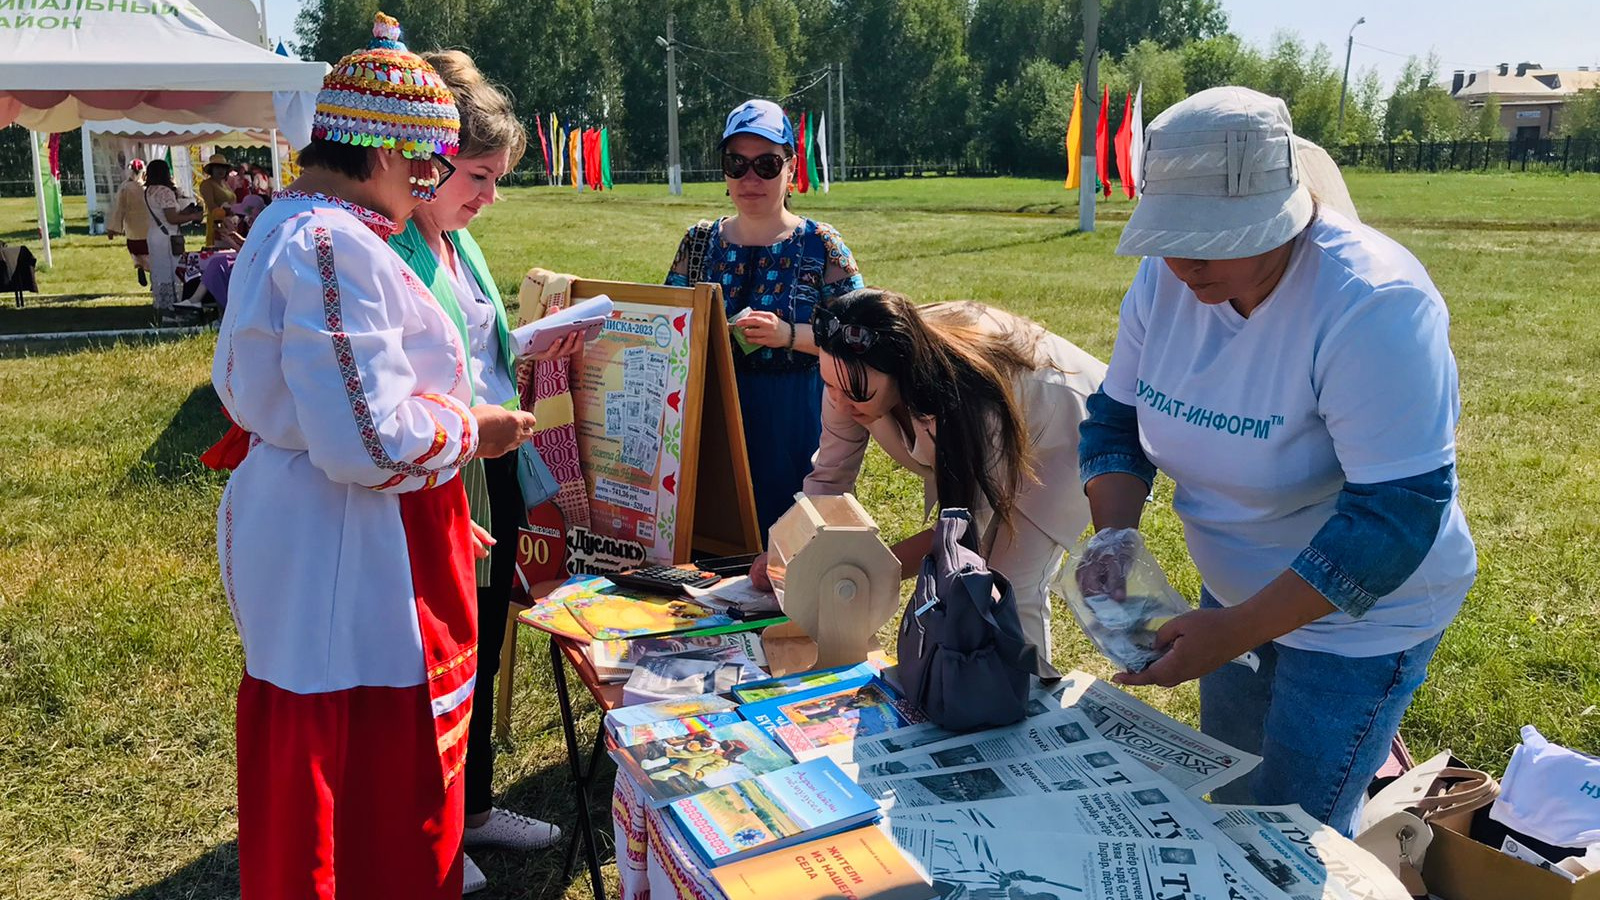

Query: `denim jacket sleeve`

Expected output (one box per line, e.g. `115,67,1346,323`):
1078,386,1157,490
1291,463,1455,618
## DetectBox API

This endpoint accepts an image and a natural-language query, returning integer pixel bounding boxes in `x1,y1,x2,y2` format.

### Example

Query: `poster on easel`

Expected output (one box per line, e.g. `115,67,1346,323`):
515,273,761,583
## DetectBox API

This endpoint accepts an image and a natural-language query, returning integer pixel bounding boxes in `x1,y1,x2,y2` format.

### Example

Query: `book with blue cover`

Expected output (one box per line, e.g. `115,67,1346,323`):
611,720,795,808
730,660,883,704
738,676,925,760
668,757,882,867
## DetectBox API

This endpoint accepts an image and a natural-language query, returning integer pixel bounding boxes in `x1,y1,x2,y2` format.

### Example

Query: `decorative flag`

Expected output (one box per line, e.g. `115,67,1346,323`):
587,129,603,190
805,113,820,193
1129,84,1145,198
817,112,831,193
793,112,809,194
571,126,583,190
1096,84,1111,199
552,114,563,180
600,127,613,190
1114,91,1136,199
535,114,551,181
1064,83,1083,190
36,133,64,238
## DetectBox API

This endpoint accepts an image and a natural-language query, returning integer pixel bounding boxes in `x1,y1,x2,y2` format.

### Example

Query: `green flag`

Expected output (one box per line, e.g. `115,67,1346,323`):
805,113,820,193
37,134,64,239
600,126,613,190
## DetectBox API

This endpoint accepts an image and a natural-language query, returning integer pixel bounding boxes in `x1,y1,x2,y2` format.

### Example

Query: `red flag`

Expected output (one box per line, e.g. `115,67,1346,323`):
535,115,551,180
794,112,810,194
1095,85,1111,199
1114,91,1136,199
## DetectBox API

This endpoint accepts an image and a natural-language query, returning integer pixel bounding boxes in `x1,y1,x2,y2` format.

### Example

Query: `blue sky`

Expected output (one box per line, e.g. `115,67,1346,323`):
260,0,1600,88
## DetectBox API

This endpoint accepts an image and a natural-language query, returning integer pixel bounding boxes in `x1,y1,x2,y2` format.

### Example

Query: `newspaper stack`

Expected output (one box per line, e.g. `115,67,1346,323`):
849,670,1413,900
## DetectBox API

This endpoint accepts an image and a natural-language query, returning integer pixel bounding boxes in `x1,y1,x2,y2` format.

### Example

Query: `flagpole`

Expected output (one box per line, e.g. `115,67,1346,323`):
1078,0,1099,232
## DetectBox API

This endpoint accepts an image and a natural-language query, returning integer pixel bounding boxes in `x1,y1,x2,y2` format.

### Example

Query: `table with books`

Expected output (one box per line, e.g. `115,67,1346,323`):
518,573,1417,900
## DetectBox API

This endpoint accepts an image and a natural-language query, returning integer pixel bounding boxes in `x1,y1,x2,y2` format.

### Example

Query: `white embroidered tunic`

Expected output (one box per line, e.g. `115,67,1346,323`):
213,192,479,695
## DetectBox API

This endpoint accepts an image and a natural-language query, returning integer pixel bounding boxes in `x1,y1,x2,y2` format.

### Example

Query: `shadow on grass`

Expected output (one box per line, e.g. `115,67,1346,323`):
114,840,239,900
129,382,230,486
0,300,156,336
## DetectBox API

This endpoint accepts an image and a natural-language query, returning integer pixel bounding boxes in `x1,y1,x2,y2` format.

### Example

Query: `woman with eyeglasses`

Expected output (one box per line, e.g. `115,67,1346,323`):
751,288,1107,679
666,99,865,538
386,49,576,895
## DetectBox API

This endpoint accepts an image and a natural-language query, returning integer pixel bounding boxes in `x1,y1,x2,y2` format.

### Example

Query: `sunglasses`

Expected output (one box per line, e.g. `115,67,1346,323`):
812,307,881,354
722,152,788,180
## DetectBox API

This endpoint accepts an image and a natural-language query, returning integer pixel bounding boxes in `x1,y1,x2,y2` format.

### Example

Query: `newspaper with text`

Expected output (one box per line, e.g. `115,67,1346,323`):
890,785,1295,900
1040,671,1261,797
859,742,1152,809
850,708,1100,779
889,822,1233,900
1210,805,1412,900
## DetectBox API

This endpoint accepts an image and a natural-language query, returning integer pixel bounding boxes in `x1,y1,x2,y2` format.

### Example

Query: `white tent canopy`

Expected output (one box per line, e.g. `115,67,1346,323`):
0,5,325,134
0,3,327,265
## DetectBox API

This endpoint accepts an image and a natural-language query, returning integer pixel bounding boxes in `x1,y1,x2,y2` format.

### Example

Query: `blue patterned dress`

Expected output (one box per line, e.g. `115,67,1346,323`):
667,217,865,538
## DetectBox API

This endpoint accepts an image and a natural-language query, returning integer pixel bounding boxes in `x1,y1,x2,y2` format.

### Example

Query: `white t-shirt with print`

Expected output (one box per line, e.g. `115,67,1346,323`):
1103,208,1476,656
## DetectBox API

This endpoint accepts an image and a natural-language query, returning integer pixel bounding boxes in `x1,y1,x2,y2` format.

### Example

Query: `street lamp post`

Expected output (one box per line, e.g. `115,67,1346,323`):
1337,16,1367,141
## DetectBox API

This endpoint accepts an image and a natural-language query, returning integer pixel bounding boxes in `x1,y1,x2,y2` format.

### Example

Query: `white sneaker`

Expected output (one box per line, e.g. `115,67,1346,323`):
463,808,563,851
462,852,487,895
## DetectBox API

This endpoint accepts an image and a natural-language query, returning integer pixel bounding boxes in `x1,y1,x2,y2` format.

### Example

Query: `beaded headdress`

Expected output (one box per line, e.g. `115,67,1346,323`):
311,12,460,199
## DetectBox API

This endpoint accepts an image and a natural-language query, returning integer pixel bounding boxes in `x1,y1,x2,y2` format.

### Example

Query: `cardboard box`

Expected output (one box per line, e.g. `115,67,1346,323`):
1423,810,1600,900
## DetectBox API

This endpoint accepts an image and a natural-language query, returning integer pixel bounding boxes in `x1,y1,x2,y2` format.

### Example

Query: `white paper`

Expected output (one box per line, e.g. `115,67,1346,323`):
509,294,613,357
682,576,782,615
853,708,1101,778
858,742,1152,809
891,785,1295,900
1041,671,1261,797
889,823,1234,900
1211,804,1412,900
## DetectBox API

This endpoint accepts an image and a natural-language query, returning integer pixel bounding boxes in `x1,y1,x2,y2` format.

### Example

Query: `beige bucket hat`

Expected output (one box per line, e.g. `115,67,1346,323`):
1116,86,1313,260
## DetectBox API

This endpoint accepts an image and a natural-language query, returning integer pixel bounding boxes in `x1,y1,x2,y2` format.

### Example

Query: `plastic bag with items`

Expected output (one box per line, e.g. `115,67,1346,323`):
1051,527,1190,672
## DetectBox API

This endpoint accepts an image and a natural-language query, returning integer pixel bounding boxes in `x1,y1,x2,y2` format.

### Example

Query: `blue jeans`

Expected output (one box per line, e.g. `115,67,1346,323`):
1198,591,1445,837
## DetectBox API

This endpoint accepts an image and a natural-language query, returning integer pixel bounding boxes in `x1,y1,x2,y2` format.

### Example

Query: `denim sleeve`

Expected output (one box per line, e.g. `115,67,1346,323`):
1078,386,1157,490
1291,463,1455,618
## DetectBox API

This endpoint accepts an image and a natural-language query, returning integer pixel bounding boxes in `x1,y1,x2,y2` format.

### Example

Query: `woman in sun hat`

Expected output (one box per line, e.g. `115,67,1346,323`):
198,152,236,246
1076,86,1476,835
664,99,865,538
211,12,539,896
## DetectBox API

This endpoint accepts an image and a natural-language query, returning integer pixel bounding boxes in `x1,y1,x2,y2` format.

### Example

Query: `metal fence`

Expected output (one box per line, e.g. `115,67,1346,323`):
1332,138,1600,173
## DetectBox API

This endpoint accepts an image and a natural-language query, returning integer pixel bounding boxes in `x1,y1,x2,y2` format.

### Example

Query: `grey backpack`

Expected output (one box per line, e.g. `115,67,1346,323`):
897,509,1039,731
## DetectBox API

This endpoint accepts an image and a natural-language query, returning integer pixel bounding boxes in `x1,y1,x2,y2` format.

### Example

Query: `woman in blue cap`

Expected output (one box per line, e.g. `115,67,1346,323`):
666,99,865,538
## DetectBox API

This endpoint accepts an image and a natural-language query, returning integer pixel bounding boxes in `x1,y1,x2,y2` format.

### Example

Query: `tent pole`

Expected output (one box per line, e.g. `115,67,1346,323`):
28,131,53,268
82,124,99,233
270,128,283,189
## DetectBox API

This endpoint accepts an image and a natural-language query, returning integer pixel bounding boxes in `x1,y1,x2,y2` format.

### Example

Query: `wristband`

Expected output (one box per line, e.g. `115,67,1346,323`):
786,320,796,352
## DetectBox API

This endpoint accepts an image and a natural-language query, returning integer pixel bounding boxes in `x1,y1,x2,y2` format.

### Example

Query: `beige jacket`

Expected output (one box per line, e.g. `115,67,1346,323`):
109,178,150,241
803,304,1107,549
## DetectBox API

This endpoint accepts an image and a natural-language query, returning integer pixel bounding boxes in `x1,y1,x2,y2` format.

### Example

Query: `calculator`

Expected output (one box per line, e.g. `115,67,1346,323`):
608,565,723,594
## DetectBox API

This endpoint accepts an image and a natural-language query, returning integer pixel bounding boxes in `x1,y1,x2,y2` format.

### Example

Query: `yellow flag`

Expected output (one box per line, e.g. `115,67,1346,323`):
1065,82,1083,190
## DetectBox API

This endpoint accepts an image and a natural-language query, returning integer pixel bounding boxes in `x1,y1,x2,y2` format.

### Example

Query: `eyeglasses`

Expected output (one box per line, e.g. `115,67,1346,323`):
431,154,457,190
812,306,881,354
722,152,787,180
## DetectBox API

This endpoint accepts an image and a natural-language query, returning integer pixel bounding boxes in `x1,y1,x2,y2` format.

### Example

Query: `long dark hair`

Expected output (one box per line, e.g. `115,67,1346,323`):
816,288,1040,530
144,159,174,189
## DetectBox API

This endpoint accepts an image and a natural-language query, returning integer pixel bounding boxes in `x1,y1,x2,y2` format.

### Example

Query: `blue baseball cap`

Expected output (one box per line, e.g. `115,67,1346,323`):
721,99,794,150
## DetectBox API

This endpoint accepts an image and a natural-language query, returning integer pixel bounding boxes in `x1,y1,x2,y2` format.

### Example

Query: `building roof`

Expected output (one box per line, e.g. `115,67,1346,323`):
1451,68,1600,102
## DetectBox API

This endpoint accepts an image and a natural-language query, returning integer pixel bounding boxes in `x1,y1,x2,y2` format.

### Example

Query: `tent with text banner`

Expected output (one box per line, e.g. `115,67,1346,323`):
0,0,326,264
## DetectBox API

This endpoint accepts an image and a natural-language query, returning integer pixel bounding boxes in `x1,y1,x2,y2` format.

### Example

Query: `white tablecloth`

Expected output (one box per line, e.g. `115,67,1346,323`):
612,769,729,900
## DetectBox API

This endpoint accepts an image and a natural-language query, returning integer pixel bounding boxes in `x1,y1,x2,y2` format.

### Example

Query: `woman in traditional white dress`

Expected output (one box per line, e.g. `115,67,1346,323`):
141,159,202,324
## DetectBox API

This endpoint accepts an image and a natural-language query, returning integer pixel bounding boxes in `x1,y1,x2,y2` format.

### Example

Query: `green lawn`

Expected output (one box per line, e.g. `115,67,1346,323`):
2,172,1598,899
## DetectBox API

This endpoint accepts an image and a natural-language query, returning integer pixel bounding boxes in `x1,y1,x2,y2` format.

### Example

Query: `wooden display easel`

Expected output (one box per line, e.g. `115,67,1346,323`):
564,278,762,562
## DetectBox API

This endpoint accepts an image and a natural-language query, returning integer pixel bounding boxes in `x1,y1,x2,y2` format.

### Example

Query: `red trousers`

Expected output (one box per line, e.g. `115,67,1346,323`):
236,674,464,899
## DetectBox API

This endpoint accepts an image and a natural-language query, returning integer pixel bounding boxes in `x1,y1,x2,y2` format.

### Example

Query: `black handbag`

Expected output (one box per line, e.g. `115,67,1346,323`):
897,509,1039,731
145,189,185,255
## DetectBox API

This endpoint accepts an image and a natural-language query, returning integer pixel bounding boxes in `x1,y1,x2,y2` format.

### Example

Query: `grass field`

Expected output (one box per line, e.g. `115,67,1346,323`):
2,171,1599,899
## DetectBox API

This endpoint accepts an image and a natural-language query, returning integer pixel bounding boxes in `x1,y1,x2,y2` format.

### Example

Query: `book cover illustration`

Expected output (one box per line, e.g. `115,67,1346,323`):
516,598,591,643
611,711,746,748
731,660,883,704
712,825,937,900
669,757,882,866
740,677,925,760
611,720,794,807
555,574,734,641
604,693,738,742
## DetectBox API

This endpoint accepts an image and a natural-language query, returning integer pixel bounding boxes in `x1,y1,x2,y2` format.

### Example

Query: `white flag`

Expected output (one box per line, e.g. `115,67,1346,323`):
1129,84,1145,198
817,112,831,193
